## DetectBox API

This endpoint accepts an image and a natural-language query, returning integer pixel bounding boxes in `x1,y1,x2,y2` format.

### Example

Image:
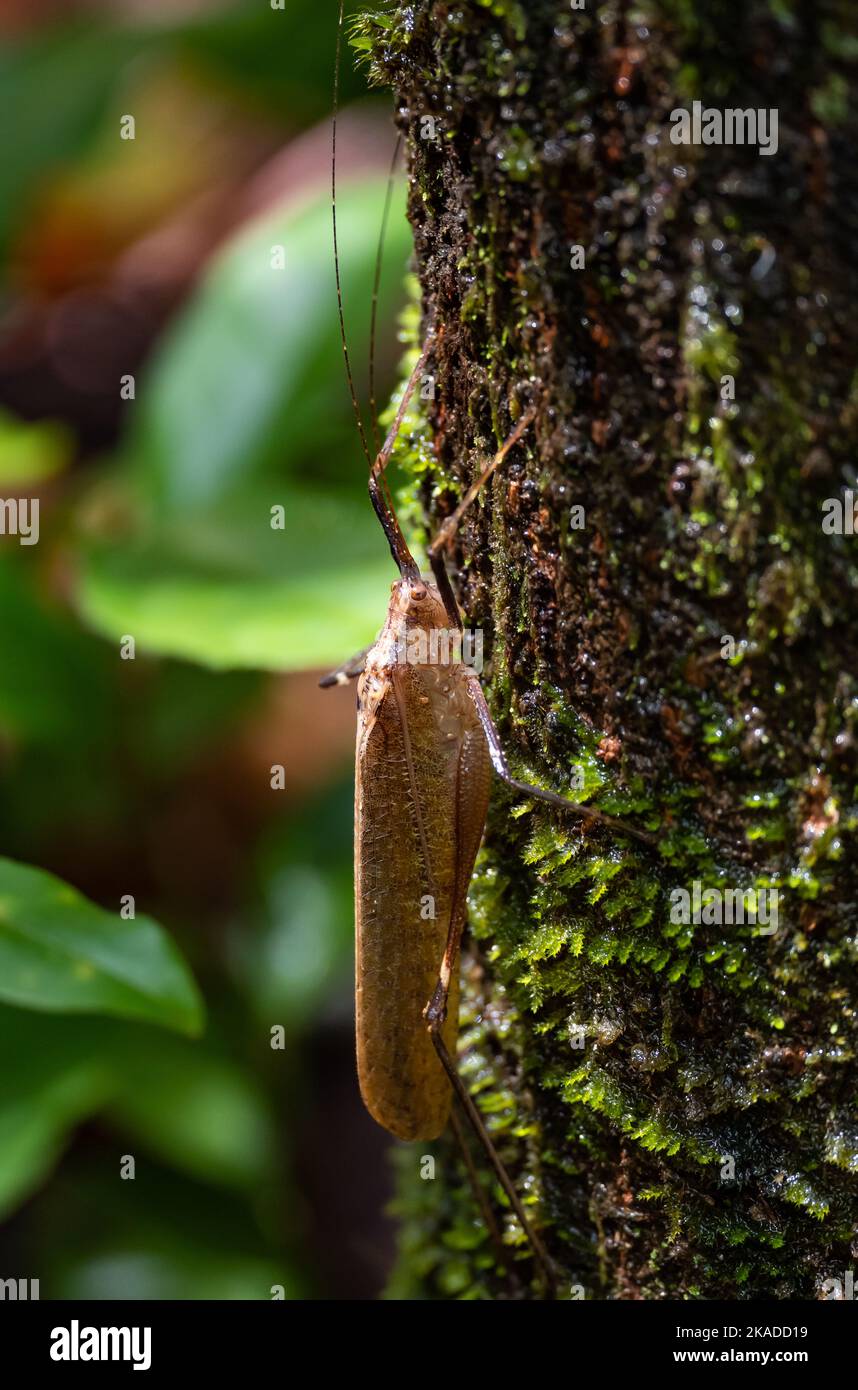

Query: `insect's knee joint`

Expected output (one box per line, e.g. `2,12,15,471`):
423,984,448,1031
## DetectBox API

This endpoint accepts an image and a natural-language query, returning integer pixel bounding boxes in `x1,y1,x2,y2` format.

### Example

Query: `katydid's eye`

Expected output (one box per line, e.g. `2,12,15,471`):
411,586,426,601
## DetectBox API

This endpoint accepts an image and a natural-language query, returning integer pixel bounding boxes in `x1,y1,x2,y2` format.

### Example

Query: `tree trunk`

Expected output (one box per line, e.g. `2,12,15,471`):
365,0,858,1299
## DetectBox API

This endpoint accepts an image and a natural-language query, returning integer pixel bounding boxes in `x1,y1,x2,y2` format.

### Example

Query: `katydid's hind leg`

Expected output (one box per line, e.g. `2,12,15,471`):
422,899,463,1032
421,902,556,1294
449,1103,523,1298
465,677,656,846
318,646,370,689
420,880,555,1289
428,1024,556,1299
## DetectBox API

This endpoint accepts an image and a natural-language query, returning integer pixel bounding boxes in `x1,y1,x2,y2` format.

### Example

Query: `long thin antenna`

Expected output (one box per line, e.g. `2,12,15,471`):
369,132,402,451
333,0,372,468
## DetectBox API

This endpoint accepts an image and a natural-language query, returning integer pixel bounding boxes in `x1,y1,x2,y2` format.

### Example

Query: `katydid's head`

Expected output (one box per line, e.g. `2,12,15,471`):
380,574,463,671
389,575,449,633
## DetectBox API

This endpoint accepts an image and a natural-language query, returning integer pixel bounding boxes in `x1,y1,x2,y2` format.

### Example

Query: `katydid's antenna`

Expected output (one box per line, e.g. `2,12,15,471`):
333,0,373,469
332,2,433,566
369,132,402,451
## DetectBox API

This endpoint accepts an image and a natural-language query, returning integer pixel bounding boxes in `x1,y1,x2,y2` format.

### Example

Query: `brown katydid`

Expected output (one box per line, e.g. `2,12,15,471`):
324,0,655,1298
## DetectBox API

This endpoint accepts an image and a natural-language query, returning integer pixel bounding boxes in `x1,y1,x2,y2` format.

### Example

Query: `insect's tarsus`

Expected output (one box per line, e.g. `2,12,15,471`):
465,678,658,847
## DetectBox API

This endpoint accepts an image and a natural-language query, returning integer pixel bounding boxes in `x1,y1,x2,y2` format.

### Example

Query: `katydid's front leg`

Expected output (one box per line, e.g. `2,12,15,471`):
318,646,370,688
422,414,656,847
465,676,656,847
426,406,537,632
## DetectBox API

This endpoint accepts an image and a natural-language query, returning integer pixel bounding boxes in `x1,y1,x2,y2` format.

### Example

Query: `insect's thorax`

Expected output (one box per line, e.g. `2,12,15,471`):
357,576,480,762
363,578,463,678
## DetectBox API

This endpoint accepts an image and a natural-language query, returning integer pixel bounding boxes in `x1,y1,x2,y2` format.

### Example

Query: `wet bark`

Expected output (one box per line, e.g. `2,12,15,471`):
366,0,858,1299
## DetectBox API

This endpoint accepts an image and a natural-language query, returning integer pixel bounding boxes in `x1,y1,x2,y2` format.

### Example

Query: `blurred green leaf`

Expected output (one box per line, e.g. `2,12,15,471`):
174,0,368,123
0,1007,280,1220
128,177,410,507
108,1034,275,1189
130,663,261,774
36,1144,303,1298
0,1039,111,1220
80,486,387,669
59,1247,291,1301
75,175,410,670
0,858,203,1035
0,1069,109,1221
0,557,111,745
238,865,345,1019
0,2,372,268
0,1009,110,1217
230,781,354,1024
0,410,71,486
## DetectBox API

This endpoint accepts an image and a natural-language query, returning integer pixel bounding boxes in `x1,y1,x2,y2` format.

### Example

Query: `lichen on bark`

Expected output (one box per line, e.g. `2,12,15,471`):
361,0,858,1299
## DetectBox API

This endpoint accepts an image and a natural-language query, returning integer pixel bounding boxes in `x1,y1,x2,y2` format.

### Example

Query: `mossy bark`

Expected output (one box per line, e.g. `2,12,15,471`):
364,0,858,1299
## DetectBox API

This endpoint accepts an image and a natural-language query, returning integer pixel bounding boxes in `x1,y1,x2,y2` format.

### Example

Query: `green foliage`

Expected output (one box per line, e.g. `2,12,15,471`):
106,1034,275,1190
0,858,202,1034
229,781,354,1028
0,1009,113,1219
0,24,142,260
0,409,71,486
0,557,111,746
0,1,368,269
377,0,858,1303
0,0,388,1299
0,1005,276,1221
77,178,412,670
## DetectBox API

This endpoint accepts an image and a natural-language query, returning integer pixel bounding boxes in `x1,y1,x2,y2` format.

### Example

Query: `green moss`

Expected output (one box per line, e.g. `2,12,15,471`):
810,73,850,125
372,0,858,1301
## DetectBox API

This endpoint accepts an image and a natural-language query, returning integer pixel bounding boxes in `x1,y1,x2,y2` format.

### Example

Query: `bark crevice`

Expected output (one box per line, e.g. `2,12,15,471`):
365,0,858,1299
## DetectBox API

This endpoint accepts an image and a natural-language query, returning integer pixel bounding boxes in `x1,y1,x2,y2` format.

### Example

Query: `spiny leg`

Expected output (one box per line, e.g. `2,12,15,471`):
419,754,555,1297
429,1023,556,1299
448,1102,523,1299
424,924,556,1296
427,405,537,631
368,326,437,581
465,676,656,847
421,882,555,1297
421,408,654,845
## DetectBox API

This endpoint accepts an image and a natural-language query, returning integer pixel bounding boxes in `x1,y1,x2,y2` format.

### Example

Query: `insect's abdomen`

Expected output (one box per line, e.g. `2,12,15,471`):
355,662,491,1141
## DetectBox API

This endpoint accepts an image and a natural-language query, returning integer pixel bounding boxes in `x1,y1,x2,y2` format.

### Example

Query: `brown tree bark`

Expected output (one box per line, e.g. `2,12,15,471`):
365,0,858,1299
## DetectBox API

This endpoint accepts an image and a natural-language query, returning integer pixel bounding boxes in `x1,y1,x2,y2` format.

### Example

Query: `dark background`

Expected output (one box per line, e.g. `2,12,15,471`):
0,0,413,1300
